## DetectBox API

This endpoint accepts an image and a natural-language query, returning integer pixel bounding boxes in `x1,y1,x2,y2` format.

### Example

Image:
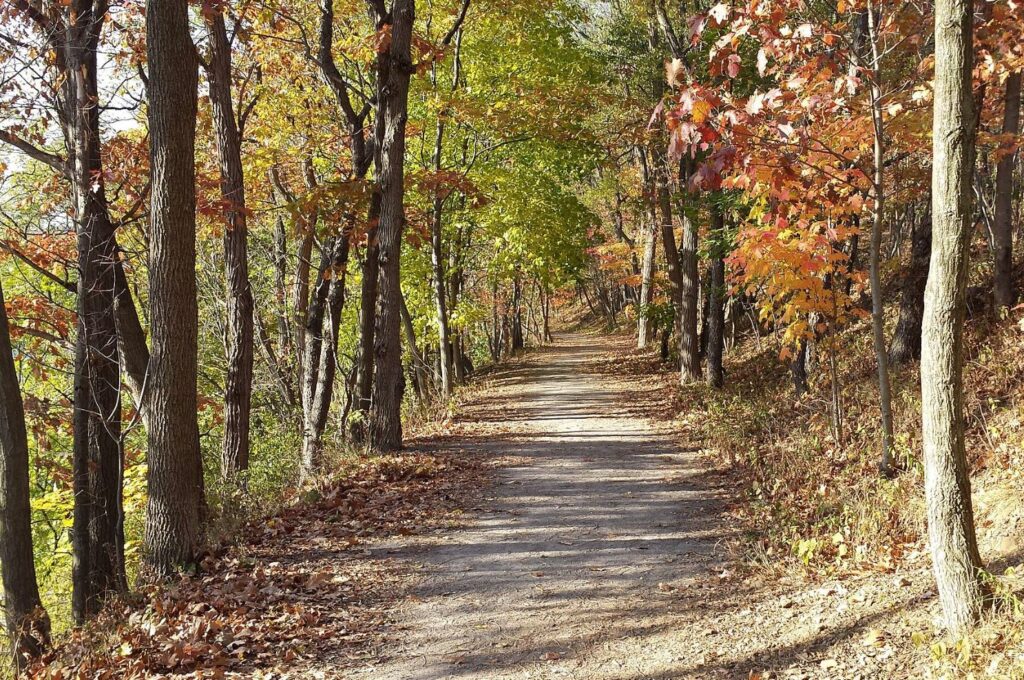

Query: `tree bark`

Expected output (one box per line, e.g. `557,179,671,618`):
369,0,416,451
637,193,658,348
866,4,896,476
315,0,376,444
705,210,725,388
400,292,430,402
66,0,125,620
656,147,683,326
431,117,454,397
923,0,986,635
300,235,350,477
993,70,1021,309
0,279,51,668
144,0,204,575
791,339,809,397
679,211,701,383
207,10,255,479
889,209,932,366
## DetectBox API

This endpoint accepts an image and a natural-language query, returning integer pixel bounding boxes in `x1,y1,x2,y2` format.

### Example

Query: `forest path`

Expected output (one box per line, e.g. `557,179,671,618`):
352,333,734,679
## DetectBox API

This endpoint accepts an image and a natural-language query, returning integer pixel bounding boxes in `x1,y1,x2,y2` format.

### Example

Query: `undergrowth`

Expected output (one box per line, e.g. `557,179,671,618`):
677,297,1024,676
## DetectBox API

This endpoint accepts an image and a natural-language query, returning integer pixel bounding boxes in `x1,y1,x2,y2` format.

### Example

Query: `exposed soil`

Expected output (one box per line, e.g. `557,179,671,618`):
344,333,945,679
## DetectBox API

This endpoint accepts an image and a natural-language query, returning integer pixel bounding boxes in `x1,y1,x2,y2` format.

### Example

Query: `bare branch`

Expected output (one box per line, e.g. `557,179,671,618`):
0,130,72,180
441,0,471,47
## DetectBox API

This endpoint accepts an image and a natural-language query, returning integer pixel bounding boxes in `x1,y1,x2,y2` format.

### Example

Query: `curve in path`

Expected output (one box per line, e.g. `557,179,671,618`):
356,334,731,679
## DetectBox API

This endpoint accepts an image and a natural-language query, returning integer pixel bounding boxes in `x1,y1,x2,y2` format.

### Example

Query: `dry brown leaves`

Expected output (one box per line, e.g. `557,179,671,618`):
29,452,491,679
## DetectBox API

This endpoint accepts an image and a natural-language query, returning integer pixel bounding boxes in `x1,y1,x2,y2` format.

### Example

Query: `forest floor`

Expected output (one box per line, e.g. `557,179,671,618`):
344,332,945,680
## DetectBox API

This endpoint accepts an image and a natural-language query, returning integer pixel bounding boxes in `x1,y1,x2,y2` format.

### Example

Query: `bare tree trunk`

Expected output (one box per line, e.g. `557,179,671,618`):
637,196,658,348
271,192,291,358
993,70,1021,309
317,0,375,441
890,209,932,365
206,11,254,479
67,1,125,619
673,154,702,382
0,279,50,668
679,211,701,383
400,292,430,402
300,235,350,477
369,0,416,451
431,117,454,397
923,0,986,635
143,0,204,575
867,3,896,476
353,210,380,441
705,210,725,388
791,339,809,397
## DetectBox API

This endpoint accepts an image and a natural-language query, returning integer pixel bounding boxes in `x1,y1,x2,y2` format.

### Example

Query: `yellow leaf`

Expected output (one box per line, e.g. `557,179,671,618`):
692,100,712,124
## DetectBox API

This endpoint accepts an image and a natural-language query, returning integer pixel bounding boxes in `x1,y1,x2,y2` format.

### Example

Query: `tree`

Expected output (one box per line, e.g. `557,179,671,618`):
993,71,1021,309
889,207,931,366
0,278,50,667
205,4,255,479
144,0,205,575
705,206,726,388
369,0,417,451
921,0,986,635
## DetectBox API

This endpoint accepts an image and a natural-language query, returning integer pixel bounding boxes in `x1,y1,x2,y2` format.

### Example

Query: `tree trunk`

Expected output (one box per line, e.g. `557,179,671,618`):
655,148,683,316
679,211,701,383
792,339,809,397
400,292,430,402
67,1,125,619
866,8,896,476
144,0,204,575
889,209,932,365
352,205,380,442
207,11,254,479
113,254,151,413
637,197,658,348
923,0,986,635
0,279,50,667
431,117,454,397
369,0,416,451
706,210,726,388
300,235,350,477
993,70,1021,309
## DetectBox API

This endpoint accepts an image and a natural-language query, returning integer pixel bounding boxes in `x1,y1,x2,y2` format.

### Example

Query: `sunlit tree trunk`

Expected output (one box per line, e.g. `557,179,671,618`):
206,10,254,479
922,0,985,635
866,2,896,476
638,189,658,348
369,0,416,451
143,0,204,575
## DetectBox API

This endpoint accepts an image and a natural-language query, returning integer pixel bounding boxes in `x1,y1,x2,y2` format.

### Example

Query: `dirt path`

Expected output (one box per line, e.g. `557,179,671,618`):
353,334,734,679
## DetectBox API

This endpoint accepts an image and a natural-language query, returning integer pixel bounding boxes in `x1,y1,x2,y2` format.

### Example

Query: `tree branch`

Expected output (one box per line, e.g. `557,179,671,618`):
0,130,72,180
441,0,472,47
